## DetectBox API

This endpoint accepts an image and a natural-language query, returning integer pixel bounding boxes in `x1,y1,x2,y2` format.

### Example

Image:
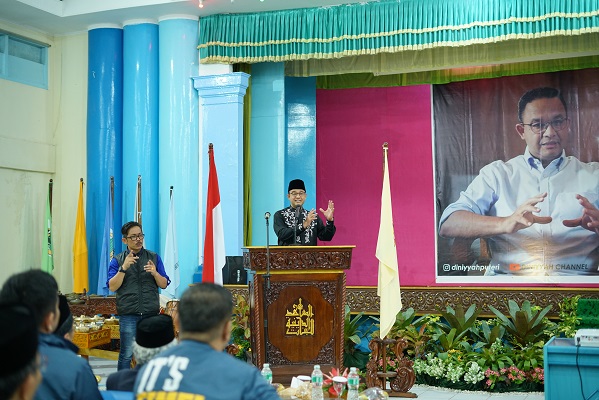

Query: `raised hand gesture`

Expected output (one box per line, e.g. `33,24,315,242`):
501,193,552,234
563,194,599,235
319,200,335,222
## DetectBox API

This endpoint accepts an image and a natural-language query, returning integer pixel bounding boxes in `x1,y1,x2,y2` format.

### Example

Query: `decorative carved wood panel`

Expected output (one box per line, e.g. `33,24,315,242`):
227,285,599,319
68,296,117,316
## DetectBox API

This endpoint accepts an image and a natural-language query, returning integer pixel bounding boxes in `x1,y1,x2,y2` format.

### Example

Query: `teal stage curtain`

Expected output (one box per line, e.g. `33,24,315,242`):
314,55,599,89
199,0,599,64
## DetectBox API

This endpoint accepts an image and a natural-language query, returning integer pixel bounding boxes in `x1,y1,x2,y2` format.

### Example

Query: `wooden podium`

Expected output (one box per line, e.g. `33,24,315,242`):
243,245,354,384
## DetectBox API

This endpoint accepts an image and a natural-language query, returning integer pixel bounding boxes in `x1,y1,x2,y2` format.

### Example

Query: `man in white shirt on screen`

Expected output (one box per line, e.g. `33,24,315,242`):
439,87,599,275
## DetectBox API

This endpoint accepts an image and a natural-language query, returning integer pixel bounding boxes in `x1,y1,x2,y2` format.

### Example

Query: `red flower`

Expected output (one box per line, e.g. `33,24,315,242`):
323,367,349,397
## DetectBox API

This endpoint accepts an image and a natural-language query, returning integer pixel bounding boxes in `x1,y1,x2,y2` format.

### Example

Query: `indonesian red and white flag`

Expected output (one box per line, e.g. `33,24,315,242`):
202,144,226,285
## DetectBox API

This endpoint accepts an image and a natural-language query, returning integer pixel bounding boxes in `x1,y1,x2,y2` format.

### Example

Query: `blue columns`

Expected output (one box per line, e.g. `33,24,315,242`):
248,63,286,245
159,17,199,296
122,21,159,252
285,77,317,209
87,26,123,293
193,73,249,258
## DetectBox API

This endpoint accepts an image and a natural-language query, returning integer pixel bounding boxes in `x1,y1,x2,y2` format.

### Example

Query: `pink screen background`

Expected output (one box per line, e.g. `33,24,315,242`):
316,86,436,286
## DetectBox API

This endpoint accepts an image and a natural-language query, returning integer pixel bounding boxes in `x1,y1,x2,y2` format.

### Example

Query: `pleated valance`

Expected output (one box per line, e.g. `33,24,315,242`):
198,0,599,64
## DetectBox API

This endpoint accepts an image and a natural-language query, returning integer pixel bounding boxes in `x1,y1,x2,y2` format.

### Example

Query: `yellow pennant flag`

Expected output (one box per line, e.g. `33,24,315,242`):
376,144,402,340
73,179,89,293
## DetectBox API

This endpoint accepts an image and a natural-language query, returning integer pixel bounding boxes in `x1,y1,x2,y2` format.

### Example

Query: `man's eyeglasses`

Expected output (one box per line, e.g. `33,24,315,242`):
289,191,306,197
125,234,145,241
520,117,569,134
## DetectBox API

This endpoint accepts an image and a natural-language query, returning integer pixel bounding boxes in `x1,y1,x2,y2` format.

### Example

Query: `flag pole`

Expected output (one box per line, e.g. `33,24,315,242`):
203,143,226,285
164,184,180,298
110,176,114,214
382,142,388,176
73,178,89,294
42,178,55,273
136,175,142,225
376,141,402,339
97,177,115,296
49,179,53,216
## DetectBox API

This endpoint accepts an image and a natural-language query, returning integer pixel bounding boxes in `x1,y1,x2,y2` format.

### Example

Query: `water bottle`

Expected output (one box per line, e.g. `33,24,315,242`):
261,363,273,384
347,367,360,400
311,364,324,400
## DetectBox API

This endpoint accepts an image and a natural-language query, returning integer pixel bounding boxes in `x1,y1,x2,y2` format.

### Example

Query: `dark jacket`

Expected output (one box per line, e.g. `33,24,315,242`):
273,206,336,246
115,248,160,315
35,333,102,400
106,365,140,392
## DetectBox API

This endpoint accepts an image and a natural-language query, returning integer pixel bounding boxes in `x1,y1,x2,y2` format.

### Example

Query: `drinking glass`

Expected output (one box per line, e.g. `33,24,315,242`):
332,376,347,399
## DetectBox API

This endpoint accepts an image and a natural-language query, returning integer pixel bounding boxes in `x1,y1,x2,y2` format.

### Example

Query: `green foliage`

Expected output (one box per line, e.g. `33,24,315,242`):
438,304,481,339
385,308,432,359
344,305,375,353
477,339,514,371
488,300,552,347
433,328,470,353
229,294,251,360
555,295,581,338
231,294,251,340
343,305,376,370
471,320,506,348
389,307,418,332
399,324,430,359
431,304,480,352
511,342,544,372
369,299,563,394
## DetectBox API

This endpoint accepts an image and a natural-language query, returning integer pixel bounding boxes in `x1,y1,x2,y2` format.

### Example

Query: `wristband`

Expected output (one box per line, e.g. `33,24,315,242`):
119,266,126,273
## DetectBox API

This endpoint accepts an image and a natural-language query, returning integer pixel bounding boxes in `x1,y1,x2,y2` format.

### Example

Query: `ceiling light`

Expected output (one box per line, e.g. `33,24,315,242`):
199,0,204,7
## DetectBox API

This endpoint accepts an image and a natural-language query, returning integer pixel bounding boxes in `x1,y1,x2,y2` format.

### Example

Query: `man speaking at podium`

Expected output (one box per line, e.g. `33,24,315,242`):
274,179,336,245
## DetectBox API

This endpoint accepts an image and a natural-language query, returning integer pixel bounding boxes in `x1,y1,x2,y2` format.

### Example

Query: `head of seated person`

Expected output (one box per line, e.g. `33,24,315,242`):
133,314,177,366
54,294,74,341
0,303,42,400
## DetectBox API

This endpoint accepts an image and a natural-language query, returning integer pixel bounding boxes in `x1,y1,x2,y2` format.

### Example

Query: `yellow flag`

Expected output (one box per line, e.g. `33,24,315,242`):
376,145,402,339
73,179,89,293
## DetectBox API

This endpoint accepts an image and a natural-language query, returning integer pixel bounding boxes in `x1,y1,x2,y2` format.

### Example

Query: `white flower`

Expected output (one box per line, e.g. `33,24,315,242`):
463,361,485,384
444,362,464,383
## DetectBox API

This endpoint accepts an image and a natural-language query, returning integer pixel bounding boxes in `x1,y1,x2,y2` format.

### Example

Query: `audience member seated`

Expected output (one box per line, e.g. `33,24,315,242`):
107,314,176,391
0,270,103,400
54,294,75,341
0,303,42,400
134,283,280,399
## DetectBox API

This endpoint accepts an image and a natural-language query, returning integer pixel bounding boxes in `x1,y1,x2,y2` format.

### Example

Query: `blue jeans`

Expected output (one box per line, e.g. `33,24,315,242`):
118,314,143,370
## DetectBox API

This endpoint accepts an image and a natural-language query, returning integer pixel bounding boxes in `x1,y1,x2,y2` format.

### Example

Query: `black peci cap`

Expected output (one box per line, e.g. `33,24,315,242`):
288,179,306,193
136,314,175,348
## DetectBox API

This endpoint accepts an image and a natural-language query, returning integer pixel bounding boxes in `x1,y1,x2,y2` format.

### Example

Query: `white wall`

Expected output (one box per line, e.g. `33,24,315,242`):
0,21,87,292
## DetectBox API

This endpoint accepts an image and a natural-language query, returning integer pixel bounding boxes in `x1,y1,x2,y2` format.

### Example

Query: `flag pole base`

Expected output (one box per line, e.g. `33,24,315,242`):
365,337,417,397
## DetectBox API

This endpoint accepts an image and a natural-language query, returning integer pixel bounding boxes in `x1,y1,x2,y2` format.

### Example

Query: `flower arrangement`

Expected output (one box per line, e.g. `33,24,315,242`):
484,365,544,390
413,352,545,392
377,358,397,373
229,294,251,361
323,367,348,398
369,300,558,393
